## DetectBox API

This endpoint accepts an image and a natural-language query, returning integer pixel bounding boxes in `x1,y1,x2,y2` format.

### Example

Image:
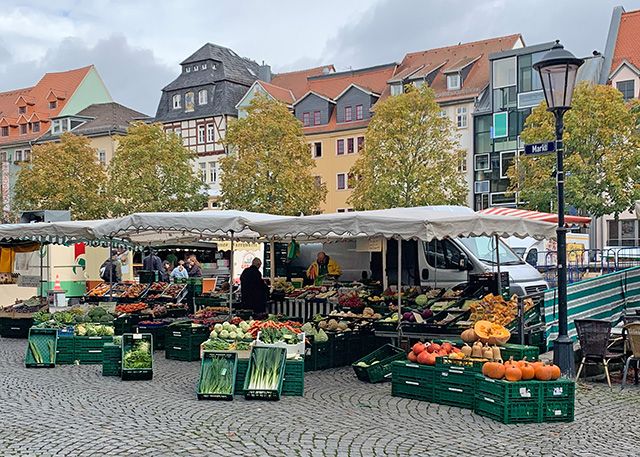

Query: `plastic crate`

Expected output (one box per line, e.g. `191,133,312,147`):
197,351,237,400
102,343,122,376
435,356,486,373
235,358,249,395
282,358,304,396
352,344,406,383
244,346,287,400
475,375,542,403
498,343,539,362
165,324,210,361
474,395,542,424
121,333,153,380
435,366,478,388
136,323,167,350
391,360,435,383
391,361,435,402
25,328,57,368
540,379,576,401
433,383,475,409
55,337,75,364
114,315,142,336
0,317,33,338
541,399,574,422
331,332,352,367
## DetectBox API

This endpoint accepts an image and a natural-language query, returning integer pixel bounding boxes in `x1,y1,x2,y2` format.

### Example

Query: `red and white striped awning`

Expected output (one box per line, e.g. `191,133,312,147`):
480,207,591,226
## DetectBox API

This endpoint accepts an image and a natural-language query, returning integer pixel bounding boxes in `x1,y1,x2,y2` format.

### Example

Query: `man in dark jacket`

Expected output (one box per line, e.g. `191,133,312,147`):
100,251,121,283
142,249,163,273
240,258,269,315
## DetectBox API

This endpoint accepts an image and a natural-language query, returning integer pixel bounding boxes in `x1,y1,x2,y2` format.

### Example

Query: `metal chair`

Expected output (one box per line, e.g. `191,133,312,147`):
575,319,625,387
622,322,640,388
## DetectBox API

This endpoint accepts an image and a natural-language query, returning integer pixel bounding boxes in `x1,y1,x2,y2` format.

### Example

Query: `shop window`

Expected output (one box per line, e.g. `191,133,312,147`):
337,139,345,155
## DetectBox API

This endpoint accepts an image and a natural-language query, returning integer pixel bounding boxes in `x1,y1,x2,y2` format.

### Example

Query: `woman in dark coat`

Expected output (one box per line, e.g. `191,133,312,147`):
240,258,269,315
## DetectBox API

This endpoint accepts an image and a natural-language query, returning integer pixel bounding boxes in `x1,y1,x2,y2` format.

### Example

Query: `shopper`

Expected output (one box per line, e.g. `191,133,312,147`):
170,260,189,280
100,251,121,283
240,258,269,315
159,261,171,282
306,251,341,285
142,249,163,274
186,254,203,278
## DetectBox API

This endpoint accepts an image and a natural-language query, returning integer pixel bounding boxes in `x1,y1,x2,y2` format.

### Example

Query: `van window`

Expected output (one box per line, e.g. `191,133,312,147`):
424,239,462,269
459,236,522,265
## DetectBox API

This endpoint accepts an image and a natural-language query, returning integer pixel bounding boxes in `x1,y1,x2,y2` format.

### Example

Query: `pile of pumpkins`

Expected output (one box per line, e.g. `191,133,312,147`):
461,340,502,361
461,320,511,346
407,341,461,366
482,357,561,382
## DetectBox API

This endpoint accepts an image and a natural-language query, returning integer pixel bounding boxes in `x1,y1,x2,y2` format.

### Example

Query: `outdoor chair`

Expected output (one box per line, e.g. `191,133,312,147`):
575,319,625,388
622,322,640,388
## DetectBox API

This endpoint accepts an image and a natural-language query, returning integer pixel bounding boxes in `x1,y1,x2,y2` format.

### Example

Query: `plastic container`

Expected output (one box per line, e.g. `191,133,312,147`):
352,344,406,383
243,346,286,400
25,327,57,368
197,351,238,400
121,333,153,380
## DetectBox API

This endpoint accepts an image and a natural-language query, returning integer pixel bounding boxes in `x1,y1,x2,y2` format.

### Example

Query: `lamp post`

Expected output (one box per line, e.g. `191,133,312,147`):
534,41,583,377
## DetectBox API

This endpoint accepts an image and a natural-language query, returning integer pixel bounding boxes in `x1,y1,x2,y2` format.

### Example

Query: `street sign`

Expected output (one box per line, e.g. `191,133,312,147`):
524,141,556,156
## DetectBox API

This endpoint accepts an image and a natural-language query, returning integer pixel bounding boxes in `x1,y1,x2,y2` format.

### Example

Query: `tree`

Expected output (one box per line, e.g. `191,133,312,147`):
508,83,640,217
220,94,326,215
107,122,207,216
14,133,108,220
348,85,467,210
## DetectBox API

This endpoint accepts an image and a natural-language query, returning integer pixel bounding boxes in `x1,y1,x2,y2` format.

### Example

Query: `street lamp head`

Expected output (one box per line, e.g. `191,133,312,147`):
533,40,584,112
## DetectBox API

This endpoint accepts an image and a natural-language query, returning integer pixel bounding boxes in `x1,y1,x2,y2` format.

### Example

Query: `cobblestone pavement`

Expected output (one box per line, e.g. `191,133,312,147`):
1,338,639,457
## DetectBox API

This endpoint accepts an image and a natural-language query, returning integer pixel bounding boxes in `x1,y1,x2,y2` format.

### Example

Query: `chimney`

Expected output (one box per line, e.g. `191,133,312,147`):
258,62,272,83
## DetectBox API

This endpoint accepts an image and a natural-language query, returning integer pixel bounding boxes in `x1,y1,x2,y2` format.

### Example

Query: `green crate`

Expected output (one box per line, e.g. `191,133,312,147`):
498,343,539,362
282,359,304,396
114,315,141,336
102,343,122,376
352,344,406,383
435,356,486,373
474,395,542,424
392,378,435,402
433,383,475,409
136,324,167,350
475,375,542,403
165,324,209,361
25,328,57,368
235,359,249,395
541,399,574,422
197,351,237,400
55,337,75,364
121,333,153,380
435,366,478,388
74,336,113,349
540,379,575,401
244,346,287,400
391,360,435,383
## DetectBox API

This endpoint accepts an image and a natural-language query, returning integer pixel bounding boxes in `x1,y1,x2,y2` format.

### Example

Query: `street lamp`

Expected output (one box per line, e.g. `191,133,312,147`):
534,40,583,377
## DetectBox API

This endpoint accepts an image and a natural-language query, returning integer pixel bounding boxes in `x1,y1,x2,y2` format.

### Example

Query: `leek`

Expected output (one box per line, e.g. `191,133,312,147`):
247,348,283,391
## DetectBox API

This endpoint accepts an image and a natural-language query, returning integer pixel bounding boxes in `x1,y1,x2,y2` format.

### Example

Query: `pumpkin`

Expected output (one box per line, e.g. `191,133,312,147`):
473,320,511,345
491,345,502,363
407,351,418,363
504,364,523,382
520,361,535,380
504,356,518,368
471,341,484,358
534,363,553,381
548,364,561,380
460,343,472,357
516,357,528,369
483,361,505,380
418,351,437,366
482,345,494,360
412,342,426,355
461,328,477,344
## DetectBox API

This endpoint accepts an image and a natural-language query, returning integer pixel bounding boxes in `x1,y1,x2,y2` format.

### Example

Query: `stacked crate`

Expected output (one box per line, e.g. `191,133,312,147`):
102,343,122,376
74,336,113,365
432,358,482,409
391,361,435,402
165,325,210,361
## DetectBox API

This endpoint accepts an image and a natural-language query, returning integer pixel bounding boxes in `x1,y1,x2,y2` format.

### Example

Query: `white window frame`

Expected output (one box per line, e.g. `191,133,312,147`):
174,127,182,138
439,109,447,118
199,163,207,183
193,65,199,72
347,137,355,154
198,89,208,105
15,150,23,162
208,161,217,183
447,73,461,90
186,67,191,73
474,180,490,194
474,153,490,171
336,139,345,155
500,150,517,179
202,63,207,70
337,173,348,190
390,84,403,96
206,124,214,143
98,150,106,165
197,125,205,144
459,154,468,173
456,106,467,128
492,56,517,89
172,94,181,109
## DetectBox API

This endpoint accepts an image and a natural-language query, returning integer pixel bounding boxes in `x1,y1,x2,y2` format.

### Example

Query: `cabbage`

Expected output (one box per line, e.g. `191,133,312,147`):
239,321,250,331
229,324,237,332
315,328,329,343
301,322,317,337
229,331,238,339
222,321,231,329
219,329,230,339
214,323,223,332
415,294,429,307
210,330,218,339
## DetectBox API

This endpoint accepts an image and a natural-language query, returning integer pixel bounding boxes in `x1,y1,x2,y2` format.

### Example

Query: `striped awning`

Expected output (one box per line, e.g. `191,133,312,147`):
480,207,591,226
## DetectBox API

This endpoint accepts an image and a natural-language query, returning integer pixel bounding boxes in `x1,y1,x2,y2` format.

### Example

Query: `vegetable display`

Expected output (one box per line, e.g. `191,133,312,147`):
469,293,534,325
210,320,253,341
246,320,301,339
123,340,152,369
247,348,284,391
161,284,186,298
75,323,114,337
115,303,148,314
87,283,111,297
1,297,45,314
482,357,561,382
199,355,235,395
122,284,148,298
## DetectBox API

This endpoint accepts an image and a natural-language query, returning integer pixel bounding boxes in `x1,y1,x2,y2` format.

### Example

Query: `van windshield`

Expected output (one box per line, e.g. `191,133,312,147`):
459,236,523,265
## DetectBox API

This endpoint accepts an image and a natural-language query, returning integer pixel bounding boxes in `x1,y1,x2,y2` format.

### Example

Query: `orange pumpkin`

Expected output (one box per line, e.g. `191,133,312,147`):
516,357,528,369
534,363,553,381
484,362,506,380
548,364,561,380
503,356,518,368
520,361,535,380
504,364,522,382
407,351,418,363
474,320,511,345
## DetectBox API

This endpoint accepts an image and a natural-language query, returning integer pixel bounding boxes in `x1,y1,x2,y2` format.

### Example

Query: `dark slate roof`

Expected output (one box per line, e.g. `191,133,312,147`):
37,102,148,142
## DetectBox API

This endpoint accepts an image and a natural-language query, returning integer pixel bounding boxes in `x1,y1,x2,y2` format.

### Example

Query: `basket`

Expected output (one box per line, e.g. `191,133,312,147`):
243,346,286,400
25,328,57,368
0,317,33,338
352,344,406,383
121,333,153,380
197,351,237,400
74,336,113,365
136,323,167,350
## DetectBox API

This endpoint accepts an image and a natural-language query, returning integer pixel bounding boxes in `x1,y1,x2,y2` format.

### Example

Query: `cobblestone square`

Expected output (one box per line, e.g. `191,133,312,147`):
1,338,639,456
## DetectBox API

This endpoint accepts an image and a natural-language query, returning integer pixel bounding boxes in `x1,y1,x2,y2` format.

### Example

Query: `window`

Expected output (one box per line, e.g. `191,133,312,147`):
206,124,214,143
475,180,490,194
209,162,218,183
15,150,23,162
337,208,346,213
439,110,447,118
492,112,508,138
186,67,191,73
459,155,467,172
98,150,106,165
49,101,57,109
185,92,195,112
313,142,322,158
198,125,205,143
424,239,465,270
198,89,208,105
337,139,345,155
302,112,310,127
202,63,207,70
24,149,31,162
474,154,490,171
493,86,517,110
355,104,363,120
347,138,354,154
337,173,347,190
174,127,182,138
617,80,635,101
313,111,321,125
31,122,40,133
517,53,543,93
0,152,6,162
447,73,461,90
20,124,27,135
199,163,207,183
357,136,364,152
344,106,352,122
193,65,199,72
456,106,467,128
18,106,26,114
607,219,640,246
1,127,8,137
500,151,516,178
172,94,181,109
390,84,403,96
492,57,517,88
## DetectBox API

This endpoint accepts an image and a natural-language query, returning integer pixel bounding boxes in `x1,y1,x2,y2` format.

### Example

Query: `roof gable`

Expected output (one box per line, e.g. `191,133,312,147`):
293,91,336,106
610,59,640,79
611,9,640,77
334,83,379,101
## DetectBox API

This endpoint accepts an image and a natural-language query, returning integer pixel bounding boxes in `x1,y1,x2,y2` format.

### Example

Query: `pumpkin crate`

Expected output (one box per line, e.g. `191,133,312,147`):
435,356,486,373
25,328,57,368
540,379,575,402
474,395,542,424
498,343,539,362
475,375,542,403
391,361,435,383
352,344,406,383
391,361,435,402
435,366,478,388
541,399,574,422
433,383,475,409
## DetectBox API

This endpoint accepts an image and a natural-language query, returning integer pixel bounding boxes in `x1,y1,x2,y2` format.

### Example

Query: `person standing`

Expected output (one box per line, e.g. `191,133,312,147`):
170,260,189,280
240,258,269,315
159,261,171,282
100,251,121,283
186,254,203,278
142,249,163,272
306,251,341,285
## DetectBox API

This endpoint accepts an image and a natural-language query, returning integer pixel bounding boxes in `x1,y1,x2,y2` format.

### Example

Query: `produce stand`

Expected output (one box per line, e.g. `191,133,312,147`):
121,333,153,380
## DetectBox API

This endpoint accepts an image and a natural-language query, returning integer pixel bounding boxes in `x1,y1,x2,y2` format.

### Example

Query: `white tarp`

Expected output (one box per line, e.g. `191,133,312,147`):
0,219,107,244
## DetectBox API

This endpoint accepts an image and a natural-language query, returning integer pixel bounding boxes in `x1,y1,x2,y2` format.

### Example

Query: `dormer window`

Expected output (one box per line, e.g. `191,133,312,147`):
18,106,26,114
202,63,207,70
49,100,57,109
185,92,195,112
390,84,403,96
198,89,208,105
172,94,181,109
20,124,27,135
447,73,461,90
186,67,191,73
193,65,199,72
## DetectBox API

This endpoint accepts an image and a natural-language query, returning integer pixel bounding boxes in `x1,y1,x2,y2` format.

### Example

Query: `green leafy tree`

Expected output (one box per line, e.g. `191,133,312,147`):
220,94,326,215
508,83,640,217
107,122,207,216
14,133,108,220
348,85,467,210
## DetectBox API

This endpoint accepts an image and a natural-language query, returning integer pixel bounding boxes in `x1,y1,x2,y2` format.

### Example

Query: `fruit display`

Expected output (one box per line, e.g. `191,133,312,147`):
481,357,561,382
145,282,169,299
337,290,364,308
160,284,186,299
469,293,534,326
108,283,130,298
326,307,381,320
272,278,294,294
87,283,111,297
473,320,511,345
121,283,148,298
406,341,462,365
1,297,46,314
115,302,148,314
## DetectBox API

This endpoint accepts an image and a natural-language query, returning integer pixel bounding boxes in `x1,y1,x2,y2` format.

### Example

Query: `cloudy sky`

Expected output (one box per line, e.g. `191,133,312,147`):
1,0,638,115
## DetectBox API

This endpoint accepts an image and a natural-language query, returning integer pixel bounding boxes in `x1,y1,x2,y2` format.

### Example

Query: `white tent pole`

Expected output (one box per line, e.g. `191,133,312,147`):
382,237,388,291
495,234,502,295
397,238,402,335
269,240,276,285
229,231,235,318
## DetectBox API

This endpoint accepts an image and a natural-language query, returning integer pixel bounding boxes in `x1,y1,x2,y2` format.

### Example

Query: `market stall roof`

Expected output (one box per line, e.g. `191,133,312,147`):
0,219,113,245
480,207,591,226
250,206,558,241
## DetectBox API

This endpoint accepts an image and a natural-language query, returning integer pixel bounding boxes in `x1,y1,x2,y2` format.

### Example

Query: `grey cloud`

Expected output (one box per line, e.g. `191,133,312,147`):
0,35,174,115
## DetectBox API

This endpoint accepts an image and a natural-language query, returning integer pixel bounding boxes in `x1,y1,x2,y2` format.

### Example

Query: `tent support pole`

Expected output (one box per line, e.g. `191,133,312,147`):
108,238,114,303
382,238,388,291
495,234,502,295
39,243,45,300
397,239,402,338
229,232,234,319
269,240,276,285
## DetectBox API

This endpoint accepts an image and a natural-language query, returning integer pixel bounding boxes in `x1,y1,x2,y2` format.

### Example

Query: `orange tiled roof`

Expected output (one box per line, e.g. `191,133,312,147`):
271,65,335,99
304,64,397,101
0,65,92,146
611,9,640,75
258,81,295,105
393,34,522,102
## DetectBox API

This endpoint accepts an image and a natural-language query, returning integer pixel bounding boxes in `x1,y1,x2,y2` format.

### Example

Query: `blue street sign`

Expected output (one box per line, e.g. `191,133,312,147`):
524,141,556,156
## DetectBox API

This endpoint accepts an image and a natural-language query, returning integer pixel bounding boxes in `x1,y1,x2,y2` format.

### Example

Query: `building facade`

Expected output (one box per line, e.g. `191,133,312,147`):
0,66,112,217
